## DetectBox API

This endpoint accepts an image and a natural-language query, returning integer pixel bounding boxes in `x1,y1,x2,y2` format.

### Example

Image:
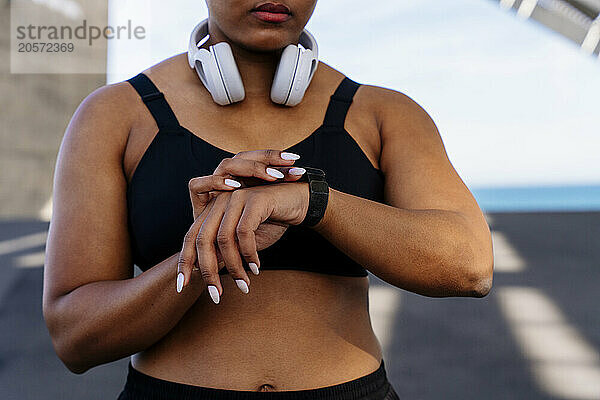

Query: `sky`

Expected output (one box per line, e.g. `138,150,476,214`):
107,0,600,189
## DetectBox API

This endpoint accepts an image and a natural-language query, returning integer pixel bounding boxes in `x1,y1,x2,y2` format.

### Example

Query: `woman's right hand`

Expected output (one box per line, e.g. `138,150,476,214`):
179,150,307,291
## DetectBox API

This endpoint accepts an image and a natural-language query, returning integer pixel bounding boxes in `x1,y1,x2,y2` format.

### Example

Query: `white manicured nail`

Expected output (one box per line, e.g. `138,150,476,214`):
208,285,220,304
224,178,241,188
281,152,300,160
289,167,306,176
266,168,284,178
236,279,249,294
248,262,259,275
177,272,184,293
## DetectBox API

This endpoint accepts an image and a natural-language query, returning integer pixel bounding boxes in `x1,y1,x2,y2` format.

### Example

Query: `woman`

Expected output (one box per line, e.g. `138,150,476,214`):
43,1,494,399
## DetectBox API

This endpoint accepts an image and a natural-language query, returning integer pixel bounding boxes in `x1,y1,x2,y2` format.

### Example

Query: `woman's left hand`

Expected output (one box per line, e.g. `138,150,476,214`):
178,181,310,302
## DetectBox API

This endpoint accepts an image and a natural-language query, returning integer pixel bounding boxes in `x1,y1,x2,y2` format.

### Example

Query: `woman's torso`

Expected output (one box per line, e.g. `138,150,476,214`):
122,54,385,391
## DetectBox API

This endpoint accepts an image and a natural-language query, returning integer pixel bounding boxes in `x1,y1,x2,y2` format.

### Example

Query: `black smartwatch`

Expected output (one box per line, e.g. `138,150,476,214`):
298,167,329,227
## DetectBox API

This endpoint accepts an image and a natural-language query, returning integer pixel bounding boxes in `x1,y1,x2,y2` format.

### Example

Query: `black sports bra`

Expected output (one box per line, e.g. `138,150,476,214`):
126,73,385,277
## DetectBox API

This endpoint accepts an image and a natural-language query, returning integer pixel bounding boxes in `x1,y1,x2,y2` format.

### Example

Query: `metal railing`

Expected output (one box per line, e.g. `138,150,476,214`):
494,0,600,57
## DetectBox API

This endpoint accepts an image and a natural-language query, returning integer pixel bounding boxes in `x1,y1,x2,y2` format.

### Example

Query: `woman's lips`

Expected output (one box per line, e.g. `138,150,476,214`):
251,2,291,23
251,11,291,23
253,2,290,13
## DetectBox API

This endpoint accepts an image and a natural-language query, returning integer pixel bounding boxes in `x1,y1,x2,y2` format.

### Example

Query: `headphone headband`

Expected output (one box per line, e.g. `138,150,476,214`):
187,18,319,106
187,19,318,69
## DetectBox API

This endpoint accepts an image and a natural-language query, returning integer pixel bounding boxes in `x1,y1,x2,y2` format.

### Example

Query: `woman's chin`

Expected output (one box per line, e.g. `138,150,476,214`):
237,39,290,54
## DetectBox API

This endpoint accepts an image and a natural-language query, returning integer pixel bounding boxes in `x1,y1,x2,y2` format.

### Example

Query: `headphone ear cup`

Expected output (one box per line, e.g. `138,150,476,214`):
211,42,245,104
284,49,316,107
271,45,301,105
193,47,230,105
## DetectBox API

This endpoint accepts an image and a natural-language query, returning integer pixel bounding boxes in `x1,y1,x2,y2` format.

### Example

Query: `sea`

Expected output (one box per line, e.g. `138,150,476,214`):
470,184,600,213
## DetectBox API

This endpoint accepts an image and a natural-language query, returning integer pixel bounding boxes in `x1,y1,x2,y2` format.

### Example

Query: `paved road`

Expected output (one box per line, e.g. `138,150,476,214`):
0,212,598,399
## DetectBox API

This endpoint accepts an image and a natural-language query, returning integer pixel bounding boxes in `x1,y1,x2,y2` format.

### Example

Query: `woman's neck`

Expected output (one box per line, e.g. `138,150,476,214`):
201,29,291,100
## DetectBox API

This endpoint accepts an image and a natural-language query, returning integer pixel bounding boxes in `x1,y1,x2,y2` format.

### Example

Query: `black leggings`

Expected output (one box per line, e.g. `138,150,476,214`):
117,360,399,400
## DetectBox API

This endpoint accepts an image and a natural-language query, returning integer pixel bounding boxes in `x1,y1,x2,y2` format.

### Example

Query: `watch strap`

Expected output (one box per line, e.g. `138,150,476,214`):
299,167,329,227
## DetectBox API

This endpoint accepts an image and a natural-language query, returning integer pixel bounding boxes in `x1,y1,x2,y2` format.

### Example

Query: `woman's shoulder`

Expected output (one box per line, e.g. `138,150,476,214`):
317,71,435,158
349,77,419,115
71,53,190,141
72,82,135,131
77,52,187,115
301,63,419,130
351,80,434,139
64,72,151,167
139,52,199,90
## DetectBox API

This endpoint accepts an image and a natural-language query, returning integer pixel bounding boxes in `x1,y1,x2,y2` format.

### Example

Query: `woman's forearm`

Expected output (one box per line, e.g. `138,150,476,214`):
46,252,206,374
312,188,492,297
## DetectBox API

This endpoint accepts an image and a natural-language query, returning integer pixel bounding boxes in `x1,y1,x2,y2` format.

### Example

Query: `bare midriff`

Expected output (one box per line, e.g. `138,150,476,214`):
131,269,383,392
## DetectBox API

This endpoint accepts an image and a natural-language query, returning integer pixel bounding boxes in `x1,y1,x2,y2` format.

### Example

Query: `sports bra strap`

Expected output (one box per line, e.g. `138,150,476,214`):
127,73,360,130
322,77,361,128
127,73,181,130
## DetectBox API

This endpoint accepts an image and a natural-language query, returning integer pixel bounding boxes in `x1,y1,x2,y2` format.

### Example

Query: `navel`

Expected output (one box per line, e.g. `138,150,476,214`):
256,383,276,392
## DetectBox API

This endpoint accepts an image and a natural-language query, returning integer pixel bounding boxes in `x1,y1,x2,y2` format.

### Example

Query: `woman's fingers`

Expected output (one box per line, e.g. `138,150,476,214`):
215,193,252,294
189,175,243,199
196,193,239,304
214,149,306,182
213,157,292,183
231,149,301,164
216,189,264,290
188,175,243,219
188,164,304,210
280,166,307,181
180,150,307,301
177,198,215,293
189,151,306,219
193,188,273,303
235,196,265,276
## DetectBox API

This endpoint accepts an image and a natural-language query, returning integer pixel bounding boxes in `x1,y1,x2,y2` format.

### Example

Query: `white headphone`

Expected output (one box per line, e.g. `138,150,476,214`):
187,18,319,106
